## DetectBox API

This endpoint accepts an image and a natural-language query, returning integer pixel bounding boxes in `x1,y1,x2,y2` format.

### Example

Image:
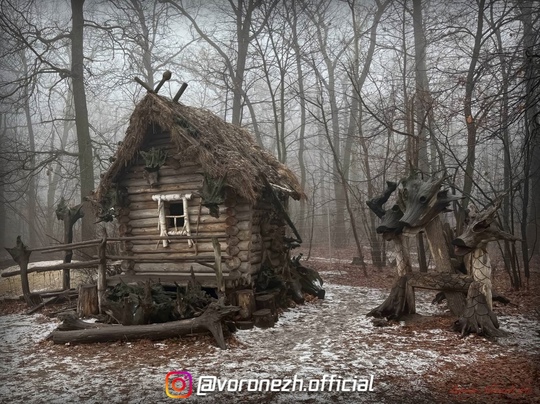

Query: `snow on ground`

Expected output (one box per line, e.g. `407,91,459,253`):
0,282,538,403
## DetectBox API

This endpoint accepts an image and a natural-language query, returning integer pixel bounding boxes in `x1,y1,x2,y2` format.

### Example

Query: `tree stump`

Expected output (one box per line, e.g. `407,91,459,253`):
235,289,256,319
253,309,275,328
77,284,99,317
256,294,277,321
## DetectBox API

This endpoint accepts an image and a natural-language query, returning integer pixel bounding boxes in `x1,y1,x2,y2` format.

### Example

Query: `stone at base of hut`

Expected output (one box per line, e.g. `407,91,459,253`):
253,309,275,328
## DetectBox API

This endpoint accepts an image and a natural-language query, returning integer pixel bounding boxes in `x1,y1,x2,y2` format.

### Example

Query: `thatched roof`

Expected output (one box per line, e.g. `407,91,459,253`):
95,93,303,204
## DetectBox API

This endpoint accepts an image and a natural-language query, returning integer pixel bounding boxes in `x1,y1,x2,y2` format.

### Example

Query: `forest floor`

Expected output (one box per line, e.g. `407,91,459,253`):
0,250,539,403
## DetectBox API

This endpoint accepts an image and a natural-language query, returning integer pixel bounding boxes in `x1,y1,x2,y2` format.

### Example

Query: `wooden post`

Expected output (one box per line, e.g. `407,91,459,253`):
97,237,107,313
212,237,225,294
56,198,84,290
5,236,34,306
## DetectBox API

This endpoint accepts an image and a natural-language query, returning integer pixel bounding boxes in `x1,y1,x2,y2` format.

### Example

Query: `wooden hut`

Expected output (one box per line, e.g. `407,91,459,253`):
94,92,303,290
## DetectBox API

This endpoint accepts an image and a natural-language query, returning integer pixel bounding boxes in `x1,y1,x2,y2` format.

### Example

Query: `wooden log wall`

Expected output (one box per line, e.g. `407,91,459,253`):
111,128,256,287
224,190,253,284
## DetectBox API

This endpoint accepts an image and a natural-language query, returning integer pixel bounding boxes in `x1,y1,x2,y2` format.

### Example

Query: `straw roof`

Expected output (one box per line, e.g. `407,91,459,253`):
96,93,303,204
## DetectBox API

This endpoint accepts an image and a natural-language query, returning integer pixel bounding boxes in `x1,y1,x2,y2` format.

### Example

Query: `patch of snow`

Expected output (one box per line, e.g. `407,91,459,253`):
0,283,538,403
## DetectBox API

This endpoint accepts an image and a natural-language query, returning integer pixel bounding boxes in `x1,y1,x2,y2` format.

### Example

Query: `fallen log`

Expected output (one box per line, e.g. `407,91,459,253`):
50,302,239,349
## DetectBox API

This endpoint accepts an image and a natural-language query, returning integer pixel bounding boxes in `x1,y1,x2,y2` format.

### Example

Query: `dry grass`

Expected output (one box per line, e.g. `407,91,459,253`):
0,269,94,298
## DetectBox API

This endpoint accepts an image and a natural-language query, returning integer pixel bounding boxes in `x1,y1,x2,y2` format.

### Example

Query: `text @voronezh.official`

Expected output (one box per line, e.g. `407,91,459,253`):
165,371,375,398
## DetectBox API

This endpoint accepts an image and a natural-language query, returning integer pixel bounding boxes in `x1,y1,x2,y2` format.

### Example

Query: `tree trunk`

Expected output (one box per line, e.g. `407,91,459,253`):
412,0,430,173
71,0,95,242
461,0,486,218
21,52,38,247
424,217,466,316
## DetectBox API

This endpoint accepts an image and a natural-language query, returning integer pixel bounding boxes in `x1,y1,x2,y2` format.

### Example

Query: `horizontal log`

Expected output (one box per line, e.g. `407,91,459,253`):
226,226,239,236
129,208,204,221
122,173,204,188
226,257,241,270
126,184,202,201
122,166,204,180
128,197,204,211
107,255,229,262
237,250,252,262
107,234,226,242
129,220,227,233
226,216,240,227
30,239,102,253
130,228,227,238
131,241,226,253
133,265,224,274
50,303,240,349
2,260,101,278
237,230,252,241
226,245,239,256
250,252,263,264
228,236,240,246
132,263,229,274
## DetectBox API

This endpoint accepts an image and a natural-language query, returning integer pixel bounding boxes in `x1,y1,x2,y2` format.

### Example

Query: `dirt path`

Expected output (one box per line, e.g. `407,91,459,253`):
0,279,538,403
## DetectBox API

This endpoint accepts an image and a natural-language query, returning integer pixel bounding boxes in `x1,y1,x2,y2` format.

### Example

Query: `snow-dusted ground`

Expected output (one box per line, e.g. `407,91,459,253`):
0,283,538,403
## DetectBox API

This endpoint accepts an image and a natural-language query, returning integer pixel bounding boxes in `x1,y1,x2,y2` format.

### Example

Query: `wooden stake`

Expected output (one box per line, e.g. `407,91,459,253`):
212,237,224,293
97,237,107,313
173,82,188,102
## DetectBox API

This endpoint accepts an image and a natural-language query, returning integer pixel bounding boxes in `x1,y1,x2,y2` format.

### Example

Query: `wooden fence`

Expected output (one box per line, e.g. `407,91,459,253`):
2,235,226,310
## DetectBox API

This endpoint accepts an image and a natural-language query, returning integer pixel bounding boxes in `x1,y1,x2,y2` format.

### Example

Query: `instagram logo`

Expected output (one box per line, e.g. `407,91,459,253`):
165,371,193,399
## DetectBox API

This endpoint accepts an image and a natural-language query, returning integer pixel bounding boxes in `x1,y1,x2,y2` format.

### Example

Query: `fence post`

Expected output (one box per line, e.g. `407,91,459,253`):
97,237,107,313
5,236,34,306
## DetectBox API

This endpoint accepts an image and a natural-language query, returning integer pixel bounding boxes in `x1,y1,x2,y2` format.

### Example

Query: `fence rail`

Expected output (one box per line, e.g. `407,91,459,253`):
3,235,227,309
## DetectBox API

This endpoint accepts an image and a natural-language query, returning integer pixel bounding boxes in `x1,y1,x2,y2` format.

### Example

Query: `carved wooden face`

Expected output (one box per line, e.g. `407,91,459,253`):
376,205,404,241
143,167,160,187
397,173,458,233
452,200,518,255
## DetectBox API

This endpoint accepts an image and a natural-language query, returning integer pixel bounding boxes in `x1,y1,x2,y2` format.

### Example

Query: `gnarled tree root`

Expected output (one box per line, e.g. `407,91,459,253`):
367,273,471,319
453,282,508,337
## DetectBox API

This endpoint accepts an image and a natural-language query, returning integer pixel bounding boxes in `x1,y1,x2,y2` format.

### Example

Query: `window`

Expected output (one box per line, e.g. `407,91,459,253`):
167,202,185,230
152,193,193,247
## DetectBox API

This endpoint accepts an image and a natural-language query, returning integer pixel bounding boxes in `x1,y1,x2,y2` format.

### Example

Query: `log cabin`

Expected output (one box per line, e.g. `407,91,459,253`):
93,92,304,291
